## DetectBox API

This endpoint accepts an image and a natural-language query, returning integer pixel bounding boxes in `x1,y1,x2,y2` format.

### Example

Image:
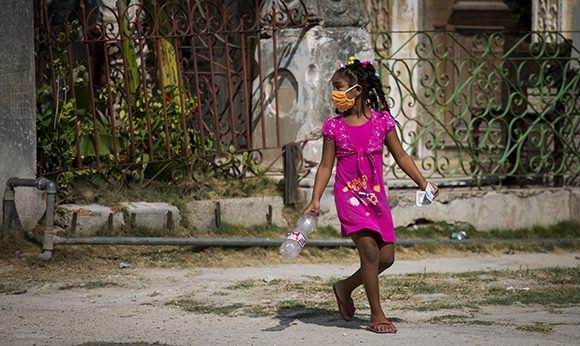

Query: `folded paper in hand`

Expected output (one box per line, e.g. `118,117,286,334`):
416,183,436,207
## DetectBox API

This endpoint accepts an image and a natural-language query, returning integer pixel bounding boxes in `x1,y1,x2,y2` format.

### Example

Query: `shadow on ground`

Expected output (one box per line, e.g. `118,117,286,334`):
262,306,403,332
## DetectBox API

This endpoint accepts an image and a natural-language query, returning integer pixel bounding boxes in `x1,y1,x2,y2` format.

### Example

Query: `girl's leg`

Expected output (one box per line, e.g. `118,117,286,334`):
342,230,396,332
336,241,394,296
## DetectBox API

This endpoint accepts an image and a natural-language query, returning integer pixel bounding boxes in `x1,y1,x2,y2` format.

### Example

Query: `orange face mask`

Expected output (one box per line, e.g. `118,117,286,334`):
331,84,360,112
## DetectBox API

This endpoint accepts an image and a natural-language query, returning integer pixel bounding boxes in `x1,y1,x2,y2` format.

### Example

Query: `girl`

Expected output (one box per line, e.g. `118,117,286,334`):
304,57,439,334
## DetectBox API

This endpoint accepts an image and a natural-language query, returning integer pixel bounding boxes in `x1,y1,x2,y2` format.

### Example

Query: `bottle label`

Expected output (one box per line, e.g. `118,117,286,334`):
286,231,306,248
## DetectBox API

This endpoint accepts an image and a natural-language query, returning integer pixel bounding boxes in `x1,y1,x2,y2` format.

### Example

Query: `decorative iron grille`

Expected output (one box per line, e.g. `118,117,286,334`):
373,31,579,185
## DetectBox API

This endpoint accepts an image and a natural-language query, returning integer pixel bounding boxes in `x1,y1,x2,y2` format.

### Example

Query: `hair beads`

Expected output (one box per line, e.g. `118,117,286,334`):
333,57,389,113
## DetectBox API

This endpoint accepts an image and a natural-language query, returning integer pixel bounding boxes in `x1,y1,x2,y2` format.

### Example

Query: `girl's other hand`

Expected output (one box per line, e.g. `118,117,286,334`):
430,182,440,198
304,200,321,216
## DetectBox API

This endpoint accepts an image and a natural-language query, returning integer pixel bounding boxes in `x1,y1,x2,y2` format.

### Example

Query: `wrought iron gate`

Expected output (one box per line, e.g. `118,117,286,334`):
373,31,580,185
34,0,312,178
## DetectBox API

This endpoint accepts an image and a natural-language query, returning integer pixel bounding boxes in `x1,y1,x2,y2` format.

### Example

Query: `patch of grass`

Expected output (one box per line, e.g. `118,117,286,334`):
481,288,580,307
278,299,308,309
211,291,229,296
58,281,121,290
169,298,246,316
64,176,279,207
429,314,497,326
272,278,330,295
397,222,475,240
226,279,257,290
276,300,334,319
429,314,471,322
383,276,459,299
487,221,580,239
516,322,554,334
278,299,334,310
466,320,497,326
377,268,580,311
242,305,271,317
380,268,580,311
403,301,481,312
429,314,470,323
396,220,580,240
198,223,341,240
189,219,580,242
114,245,360,268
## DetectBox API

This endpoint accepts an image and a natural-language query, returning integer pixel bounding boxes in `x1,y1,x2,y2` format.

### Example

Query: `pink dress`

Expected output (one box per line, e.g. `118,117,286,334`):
321,109,397,243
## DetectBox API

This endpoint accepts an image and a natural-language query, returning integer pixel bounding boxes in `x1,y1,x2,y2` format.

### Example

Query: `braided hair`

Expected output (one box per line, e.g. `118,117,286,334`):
332,59,389,113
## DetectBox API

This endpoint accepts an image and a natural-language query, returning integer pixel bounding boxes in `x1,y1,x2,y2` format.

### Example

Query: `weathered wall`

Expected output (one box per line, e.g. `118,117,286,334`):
562,0,580,61
364,0,390,32
252,0,374,166
0,1,44,231
311,186,580,231
390,188,578,231
254,26,375,164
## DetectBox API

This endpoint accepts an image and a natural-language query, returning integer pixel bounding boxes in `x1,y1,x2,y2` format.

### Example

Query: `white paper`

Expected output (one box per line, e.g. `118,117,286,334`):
416,183,435,207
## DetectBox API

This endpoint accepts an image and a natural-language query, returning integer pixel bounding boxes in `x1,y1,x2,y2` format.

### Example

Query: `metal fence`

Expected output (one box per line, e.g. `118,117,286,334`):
34,0,312,179
374,31,580,185
35,2,580,186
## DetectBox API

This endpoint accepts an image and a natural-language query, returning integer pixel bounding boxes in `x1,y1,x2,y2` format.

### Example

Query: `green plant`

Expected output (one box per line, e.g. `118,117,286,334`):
36,57,95,187
36,11,264,190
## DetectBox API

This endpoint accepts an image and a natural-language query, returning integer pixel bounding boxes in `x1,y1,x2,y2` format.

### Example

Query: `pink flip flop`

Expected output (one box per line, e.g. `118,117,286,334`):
332,283,355,321
366,320,398,334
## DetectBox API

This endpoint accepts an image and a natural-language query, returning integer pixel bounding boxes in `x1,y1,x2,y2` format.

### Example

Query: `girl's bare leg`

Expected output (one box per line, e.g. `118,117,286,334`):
335,231,396,332
337,242,394,295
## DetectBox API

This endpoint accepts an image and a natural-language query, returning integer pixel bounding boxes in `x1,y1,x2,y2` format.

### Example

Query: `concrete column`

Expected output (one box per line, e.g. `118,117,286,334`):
386,0,425,161
0,1,44,231
533,0,580,61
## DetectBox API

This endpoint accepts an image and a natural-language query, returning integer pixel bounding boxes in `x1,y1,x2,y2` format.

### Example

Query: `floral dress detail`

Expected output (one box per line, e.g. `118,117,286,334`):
321,109,397,243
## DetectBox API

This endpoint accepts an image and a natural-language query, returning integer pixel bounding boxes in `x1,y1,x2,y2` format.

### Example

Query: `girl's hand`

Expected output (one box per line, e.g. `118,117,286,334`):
304,200,320,216
429,182,440,198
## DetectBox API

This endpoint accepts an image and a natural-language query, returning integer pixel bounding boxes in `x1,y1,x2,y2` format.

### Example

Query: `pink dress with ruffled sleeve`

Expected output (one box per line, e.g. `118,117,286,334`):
321,109,397,243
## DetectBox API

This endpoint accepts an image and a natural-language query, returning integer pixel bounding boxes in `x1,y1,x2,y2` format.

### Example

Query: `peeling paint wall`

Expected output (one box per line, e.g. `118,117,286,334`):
0,1,44,231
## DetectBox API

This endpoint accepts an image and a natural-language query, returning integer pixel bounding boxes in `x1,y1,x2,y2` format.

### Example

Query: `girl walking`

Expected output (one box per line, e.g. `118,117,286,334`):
304,57,439,334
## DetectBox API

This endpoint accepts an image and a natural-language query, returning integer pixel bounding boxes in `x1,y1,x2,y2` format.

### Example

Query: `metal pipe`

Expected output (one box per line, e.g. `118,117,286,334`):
52,236,579,248
3,189,16,239
3,177,57,259
39,190,57,261
57,236,301,247
6,177,40,189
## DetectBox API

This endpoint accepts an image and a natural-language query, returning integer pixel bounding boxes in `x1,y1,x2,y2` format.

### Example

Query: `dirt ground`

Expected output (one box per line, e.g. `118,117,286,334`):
0,252,579,345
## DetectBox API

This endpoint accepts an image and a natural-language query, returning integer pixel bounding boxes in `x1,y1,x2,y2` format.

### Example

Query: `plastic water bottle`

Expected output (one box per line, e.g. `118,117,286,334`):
280,212,318,258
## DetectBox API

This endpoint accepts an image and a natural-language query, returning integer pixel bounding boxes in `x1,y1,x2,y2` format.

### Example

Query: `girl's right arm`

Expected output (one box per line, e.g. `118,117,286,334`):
304,139,336,215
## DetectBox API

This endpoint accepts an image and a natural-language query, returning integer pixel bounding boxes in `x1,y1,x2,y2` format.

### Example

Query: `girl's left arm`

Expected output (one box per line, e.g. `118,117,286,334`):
384,131,439,196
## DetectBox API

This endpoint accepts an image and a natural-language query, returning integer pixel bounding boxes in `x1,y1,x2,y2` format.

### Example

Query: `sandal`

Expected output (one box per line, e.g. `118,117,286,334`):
332,283,355,321
366,320,397,334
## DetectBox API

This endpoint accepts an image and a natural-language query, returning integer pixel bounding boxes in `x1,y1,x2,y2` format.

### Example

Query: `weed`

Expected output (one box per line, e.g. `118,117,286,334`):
516,322,554,334
242,305,271,317
404,301,481,312
226,279,257,290
169,299,245,316
481,288,580,307
58,281,121,290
